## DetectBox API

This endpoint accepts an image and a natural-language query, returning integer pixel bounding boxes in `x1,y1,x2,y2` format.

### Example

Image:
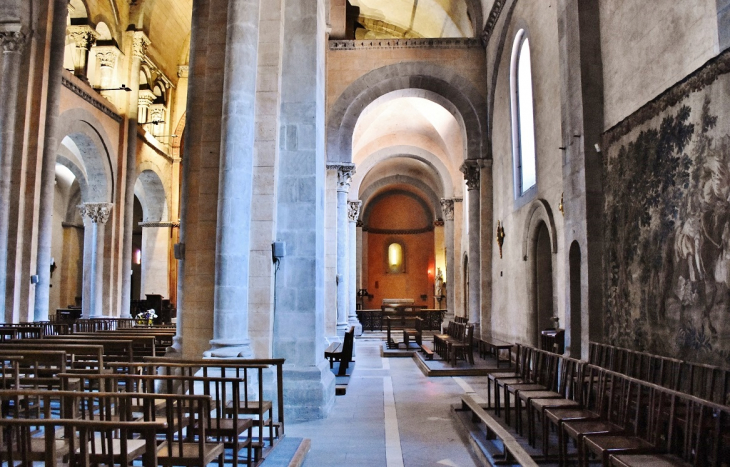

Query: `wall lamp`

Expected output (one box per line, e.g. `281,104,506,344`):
496,221,505,259
95,84,132,92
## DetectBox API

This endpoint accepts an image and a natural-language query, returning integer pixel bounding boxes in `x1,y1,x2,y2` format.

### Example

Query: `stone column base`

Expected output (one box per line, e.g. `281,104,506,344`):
283,362,335,422
204,338,253,358
347,319,363,336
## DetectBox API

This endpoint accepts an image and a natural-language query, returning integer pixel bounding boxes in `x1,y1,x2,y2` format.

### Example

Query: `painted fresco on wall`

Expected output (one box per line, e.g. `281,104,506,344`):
603,56,730,366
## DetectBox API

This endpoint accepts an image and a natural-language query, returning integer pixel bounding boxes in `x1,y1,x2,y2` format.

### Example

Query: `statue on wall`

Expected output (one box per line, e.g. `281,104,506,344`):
435,268,444,298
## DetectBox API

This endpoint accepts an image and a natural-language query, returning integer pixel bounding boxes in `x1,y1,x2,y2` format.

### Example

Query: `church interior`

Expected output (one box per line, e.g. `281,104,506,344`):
0,0,729,465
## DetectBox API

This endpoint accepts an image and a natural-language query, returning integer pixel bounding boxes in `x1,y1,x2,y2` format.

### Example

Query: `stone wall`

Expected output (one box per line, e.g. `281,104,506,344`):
602,51,730,367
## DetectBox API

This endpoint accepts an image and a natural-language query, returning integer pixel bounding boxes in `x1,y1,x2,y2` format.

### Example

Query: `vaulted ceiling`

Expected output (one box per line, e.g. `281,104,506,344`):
349,0,475,38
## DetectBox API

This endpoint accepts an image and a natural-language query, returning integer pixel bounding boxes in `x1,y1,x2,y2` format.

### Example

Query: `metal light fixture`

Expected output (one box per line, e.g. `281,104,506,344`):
94,84,132,92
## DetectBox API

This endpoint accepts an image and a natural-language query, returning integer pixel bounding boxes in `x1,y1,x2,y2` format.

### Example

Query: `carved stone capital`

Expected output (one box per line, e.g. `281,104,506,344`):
440,198,455,221
95,46,120,67
460,161,480,191
137,89,156,109
0,29,28,54
177,65,189,78
327,163,356,192
78,203,113,224
131,31,151,60
348,200,362,222
148,103,165,123
67,25,99,50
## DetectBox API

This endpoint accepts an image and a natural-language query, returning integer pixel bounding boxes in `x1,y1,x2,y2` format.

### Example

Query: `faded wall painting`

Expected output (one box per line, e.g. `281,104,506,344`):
603,53,730,366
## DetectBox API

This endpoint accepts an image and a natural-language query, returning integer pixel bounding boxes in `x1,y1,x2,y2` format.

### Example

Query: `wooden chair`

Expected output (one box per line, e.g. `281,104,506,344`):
502,349,558,430
403,317,423,349
449,324,474,366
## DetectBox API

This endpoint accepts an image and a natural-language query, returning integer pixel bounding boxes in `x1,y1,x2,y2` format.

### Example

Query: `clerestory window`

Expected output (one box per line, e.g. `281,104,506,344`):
510,29,537,198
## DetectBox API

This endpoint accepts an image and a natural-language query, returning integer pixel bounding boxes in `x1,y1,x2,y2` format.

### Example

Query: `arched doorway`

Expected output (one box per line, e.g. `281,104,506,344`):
534,222,554,344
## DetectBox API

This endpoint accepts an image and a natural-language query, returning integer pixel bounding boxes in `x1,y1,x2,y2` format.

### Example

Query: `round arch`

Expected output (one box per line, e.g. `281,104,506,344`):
327,62,489,163
521,198,558,260
360,175,444,222
134,166,169,222
352,145,456,198
55,109,116,203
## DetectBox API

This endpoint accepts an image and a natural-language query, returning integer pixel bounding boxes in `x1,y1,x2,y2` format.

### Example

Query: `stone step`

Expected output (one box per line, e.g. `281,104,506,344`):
260,437,311,467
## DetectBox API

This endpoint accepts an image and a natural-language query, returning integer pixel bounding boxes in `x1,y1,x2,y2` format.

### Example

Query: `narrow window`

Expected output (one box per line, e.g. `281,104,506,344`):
387,243,404,273
511,30,537,196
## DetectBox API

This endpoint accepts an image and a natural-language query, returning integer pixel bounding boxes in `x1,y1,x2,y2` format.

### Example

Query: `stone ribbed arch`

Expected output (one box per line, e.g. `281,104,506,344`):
362,188,435,229
352,145,456,198
327,62,489,163
55,109,115,203
360,175,444,223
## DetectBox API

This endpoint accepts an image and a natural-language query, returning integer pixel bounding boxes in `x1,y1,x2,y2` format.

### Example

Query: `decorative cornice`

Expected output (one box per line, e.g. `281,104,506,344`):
78,203,113,224
62,76,123,123
139,221,180,228
440,199,455,221
177,65,189,78
603,48,730,147
131,31,150,60
363,225,434,235
329,38,481,51
328,163,356,192
67,25,99,50
481,0,506,47
138,89,156,109
348,200,362,222
0,29,28,54
460,161,480,190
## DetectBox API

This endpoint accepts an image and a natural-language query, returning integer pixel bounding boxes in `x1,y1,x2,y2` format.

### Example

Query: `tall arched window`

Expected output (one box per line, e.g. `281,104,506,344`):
510,29,537,197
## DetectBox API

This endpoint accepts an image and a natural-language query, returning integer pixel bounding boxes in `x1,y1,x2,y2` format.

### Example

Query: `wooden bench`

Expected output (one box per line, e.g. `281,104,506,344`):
478,336,514,368
420,344,434,360
458,394,539,467
325,326,354,376
402,317,423,349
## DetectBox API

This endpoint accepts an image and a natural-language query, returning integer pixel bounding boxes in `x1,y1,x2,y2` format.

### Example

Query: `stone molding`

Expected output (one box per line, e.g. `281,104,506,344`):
363,225,434,235
0,29,28,54
603,47,730,147
67,25,99,50
138,89,156,110
177,65,189,78
460,161,480,190
95,46,120,68
347,200,362,222
132,31,150,60
78,203,113,224
62,76,123,123
327,163,356,192
440,198,455,221
481,0,506,47
139,221,180,228
329,38,481,51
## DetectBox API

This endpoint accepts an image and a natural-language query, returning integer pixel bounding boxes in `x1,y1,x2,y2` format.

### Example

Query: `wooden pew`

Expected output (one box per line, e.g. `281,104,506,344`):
325,326,355,376
0,342,105,374
0,350,67,390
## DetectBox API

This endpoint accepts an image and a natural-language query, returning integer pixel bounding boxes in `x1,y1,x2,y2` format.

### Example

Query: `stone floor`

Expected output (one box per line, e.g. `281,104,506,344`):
287,337,486,467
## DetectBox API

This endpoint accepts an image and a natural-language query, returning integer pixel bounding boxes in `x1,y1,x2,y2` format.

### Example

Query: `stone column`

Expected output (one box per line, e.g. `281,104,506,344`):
440,198,455,323
120,31,150,318
137,89,156,124
94,46,120,100
479,159,493,339
207,0,261,358
35,0,73,322
348,200,362,335
461,161,480,328
67,25,99,82
78,203,113,318
274,0,335,421
333,163,354,335
0,26,28,321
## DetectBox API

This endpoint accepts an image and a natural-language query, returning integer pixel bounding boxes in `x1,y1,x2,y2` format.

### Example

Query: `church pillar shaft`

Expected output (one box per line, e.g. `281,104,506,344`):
333,164,354,334
479,160,493,338
462,162,481,325
441,198,455,324
121,31,149,318
208,0,261,356
0,27,27,321
79,203,112,318
348,200,362,335
35,0,71,322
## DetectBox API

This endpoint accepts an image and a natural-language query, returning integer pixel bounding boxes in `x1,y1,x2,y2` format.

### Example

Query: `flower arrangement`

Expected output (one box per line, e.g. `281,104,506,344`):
136,309,157,325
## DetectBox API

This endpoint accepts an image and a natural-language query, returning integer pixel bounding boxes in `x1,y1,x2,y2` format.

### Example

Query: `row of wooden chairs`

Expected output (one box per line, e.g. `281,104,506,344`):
433,321,474,365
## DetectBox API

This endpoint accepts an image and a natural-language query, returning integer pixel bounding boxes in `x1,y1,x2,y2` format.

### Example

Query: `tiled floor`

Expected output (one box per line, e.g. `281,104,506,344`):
287,338,483,467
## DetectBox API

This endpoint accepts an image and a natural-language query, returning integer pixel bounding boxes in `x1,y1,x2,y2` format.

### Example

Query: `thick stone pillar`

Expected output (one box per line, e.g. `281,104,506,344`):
479,159,493,339
35,0,73,322
78,203,112,318
120,31,150,318
461,161,480,328
207,0,261,358
332,163,354,335
0,26,28,321
67,25,98,81
348,200,362,335
274,0,335,421
440,198,455,323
